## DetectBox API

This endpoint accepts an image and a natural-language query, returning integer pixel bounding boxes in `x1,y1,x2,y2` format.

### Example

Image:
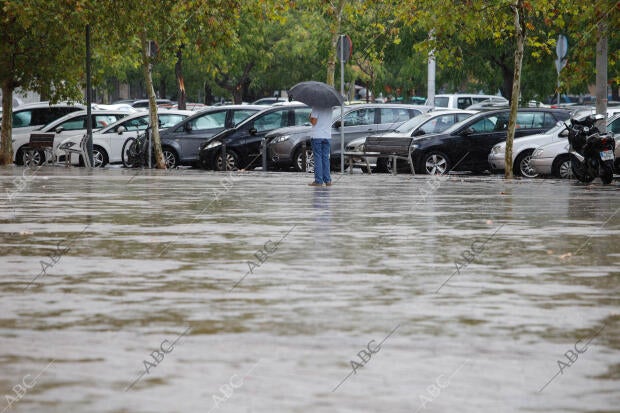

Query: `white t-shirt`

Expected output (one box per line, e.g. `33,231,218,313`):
310,107,333,140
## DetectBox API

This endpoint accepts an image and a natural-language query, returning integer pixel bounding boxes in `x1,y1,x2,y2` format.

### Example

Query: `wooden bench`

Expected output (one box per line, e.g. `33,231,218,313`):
25,133,56,165
362,136,416,175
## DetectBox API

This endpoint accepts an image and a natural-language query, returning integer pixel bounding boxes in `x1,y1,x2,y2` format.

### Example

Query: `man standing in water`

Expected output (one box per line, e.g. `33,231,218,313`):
308,106,332,187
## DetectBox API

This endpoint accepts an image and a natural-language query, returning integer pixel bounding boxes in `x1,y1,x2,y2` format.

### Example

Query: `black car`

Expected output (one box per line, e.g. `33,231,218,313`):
158,105,262,166
409,108,570,174
198,103,311,170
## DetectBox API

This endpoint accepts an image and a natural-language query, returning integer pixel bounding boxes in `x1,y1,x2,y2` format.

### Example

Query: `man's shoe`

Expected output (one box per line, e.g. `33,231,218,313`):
325,182,332,186
308,182,323,187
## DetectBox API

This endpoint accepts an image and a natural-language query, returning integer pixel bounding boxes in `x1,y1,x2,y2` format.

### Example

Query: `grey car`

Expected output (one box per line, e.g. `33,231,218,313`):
267,103,432,171
158,105,263,166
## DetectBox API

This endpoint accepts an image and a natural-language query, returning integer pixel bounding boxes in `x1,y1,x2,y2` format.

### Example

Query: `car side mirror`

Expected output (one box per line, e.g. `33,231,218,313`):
462,128,474,136
249,127,258,136
334,120,342,128
412,129,425,137
117,125,127,134
184,122,193,132
559,128,569,137
55,126,64,134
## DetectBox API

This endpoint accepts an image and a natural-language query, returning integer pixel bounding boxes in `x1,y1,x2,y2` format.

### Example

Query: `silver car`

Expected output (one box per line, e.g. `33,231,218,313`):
267,103,432,172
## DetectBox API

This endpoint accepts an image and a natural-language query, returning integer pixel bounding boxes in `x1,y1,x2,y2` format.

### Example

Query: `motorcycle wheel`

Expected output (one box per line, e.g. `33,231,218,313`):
570,156,595,183
600,163,614,184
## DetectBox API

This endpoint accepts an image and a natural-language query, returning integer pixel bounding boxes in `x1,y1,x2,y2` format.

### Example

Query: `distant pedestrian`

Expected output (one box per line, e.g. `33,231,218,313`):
308,106,332,187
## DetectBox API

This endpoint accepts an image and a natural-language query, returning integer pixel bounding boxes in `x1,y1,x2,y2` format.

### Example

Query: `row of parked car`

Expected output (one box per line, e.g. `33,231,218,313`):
4,99,619,179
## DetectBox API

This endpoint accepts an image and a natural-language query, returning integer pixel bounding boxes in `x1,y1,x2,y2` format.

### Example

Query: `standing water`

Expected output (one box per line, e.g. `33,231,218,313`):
0,166,618,412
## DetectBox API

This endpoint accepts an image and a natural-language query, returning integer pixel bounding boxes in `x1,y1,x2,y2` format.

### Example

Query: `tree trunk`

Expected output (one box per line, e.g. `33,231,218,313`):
595,9,607,129
505,0,526,180
140,31,166,169
501,64,514,103
176,47,186,110
0,81,14,165
326,0,344,87
204,82,213,105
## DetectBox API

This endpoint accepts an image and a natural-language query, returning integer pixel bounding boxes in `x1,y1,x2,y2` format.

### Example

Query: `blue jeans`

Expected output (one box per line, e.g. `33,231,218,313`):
312,139,331,184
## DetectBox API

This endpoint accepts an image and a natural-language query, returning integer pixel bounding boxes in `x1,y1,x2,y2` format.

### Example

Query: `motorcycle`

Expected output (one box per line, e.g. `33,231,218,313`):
567,113,615,184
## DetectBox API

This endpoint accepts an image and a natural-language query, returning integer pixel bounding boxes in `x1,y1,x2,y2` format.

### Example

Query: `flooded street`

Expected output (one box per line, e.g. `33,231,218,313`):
1,166,618,413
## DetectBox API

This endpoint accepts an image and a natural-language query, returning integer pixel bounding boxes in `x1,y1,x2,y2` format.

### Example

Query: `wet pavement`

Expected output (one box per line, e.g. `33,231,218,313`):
0,165,619,413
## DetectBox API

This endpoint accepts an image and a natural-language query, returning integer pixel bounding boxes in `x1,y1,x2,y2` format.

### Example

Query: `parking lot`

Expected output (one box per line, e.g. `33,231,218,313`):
1,166,619,413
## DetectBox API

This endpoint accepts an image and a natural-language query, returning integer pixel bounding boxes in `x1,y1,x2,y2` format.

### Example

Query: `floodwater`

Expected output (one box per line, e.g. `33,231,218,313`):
0,165,618,413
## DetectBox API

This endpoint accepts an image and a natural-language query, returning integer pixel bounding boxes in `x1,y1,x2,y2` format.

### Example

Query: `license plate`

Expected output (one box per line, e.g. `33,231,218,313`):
600,150,614,161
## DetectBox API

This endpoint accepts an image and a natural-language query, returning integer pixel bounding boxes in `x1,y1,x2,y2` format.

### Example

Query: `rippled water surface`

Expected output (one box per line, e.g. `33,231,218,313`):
1,166,619,413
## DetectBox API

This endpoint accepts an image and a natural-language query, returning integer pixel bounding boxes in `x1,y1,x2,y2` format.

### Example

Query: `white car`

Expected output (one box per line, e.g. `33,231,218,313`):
529,114,620,178
57,109,194,167
488,121,569,177
5,101,84,135
12,109,130,165
345,109,476,172
426,93,508,109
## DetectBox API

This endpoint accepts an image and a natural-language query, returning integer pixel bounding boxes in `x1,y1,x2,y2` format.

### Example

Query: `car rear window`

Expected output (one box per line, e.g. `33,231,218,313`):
380,108,413,124
434,97,449,108
457,97,472,109
516,112,558,129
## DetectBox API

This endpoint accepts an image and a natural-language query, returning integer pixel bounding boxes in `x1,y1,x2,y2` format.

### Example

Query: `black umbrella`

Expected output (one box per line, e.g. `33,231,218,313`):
288,81,344,108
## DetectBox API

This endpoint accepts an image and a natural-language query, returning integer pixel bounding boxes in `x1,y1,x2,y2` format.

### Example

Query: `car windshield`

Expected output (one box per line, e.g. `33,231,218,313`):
394,113,434,133
547,121,567,135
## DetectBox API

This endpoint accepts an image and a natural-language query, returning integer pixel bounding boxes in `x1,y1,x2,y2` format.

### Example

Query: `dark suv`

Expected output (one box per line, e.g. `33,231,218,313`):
409,108,570,174
198,103,311,170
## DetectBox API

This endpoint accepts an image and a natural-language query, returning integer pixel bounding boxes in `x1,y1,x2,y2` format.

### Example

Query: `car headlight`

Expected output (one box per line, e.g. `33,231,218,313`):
491,145,504,154
272,135,290,144
58,141,76,150
411,144,419,151
532,148,544,158
205,140,222,149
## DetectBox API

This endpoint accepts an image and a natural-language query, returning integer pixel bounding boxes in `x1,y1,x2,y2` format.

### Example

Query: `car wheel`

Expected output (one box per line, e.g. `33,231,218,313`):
162,147,179,169
514,149,538,178
215,150,239,171
92,146,109,168
14,147,25,166
23,149,45,167
552,155,573,179
420,151,450,175
376,157,393,173
293,146,314,173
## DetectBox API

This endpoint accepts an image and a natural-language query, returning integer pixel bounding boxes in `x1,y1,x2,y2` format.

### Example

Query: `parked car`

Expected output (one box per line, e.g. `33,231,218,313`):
530,114,620,178
408,108,570,174
427,94,508,109
131,99,174,109
5,101,84,135
12,110,130,165
198,103,313,170
252,97,286,105
267,103,431,172
158,105,263,167
57,109,193,167
345,109,476,172
488,121,570,177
